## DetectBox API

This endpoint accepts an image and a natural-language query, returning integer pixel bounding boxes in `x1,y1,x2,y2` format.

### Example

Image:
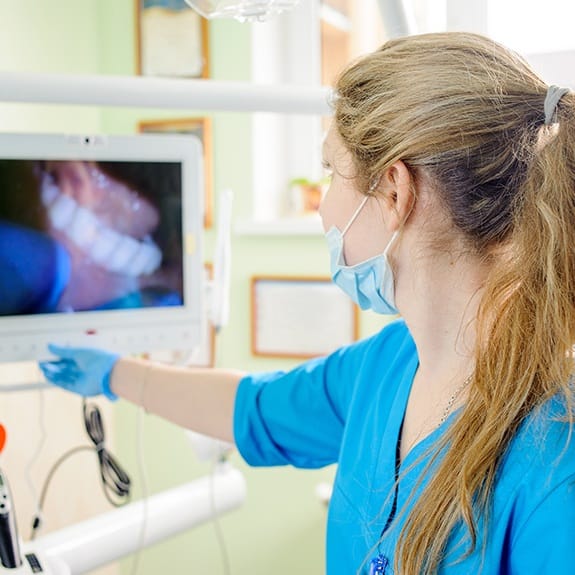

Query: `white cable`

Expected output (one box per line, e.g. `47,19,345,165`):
209,461,232,575
0,382,51,393
210,189,233,332
129,404,150,575
25,389,47,526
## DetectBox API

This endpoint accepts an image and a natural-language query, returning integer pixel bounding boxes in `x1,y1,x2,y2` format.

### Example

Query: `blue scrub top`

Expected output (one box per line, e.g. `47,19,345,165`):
234,320,575,574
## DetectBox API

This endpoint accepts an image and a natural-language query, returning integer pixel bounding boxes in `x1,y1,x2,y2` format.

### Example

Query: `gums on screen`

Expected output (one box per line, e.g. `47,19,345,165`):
0,159,185,316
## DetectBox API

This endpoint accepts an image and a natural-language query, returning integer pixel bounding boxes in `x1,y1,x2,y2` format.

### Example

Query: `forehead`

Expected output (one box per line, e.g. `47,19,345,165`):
322,125,352,164
322,125,339,156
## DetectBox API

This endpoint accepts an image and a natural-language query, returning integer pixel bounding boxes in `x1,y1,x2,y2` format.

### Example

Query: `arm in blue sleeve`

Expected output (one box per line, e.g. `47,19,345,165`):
510,475,575,573
233,336,375,469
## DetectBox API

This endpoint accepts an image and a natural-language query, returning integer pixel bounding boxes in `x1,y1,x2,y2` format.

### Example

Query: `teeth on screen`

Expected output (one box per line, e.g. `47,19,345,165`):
49,194,77,230
141,243,162,275
41,180,60,207
125,244,152,276
68,206,101,249
46,189,163,277
124,242,163,277
90,227,122,265
107,235,141,273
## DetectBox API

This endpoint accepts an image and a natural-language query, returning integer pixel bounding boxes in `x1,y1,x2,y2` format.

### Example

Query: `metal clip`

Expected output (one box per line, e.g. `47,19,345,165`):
369,554,389,575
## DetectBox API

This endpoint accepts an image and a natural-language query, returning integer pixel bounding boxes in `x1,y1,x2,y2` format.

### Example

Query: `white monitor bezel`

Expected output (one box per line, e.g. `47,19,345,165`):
0,132,204,362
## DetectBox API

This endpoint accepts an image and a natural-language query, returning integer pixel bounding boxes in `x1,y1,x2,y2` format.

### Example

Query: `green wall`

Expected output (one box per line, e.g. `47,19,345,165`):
0,0,102,132
95,7,337,573
0,2,388,573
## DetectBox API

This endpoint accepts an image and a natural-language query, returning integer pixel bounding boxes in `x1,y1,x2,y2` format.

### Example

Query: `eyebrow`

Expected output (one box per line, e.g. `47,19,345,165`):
321,139,331,162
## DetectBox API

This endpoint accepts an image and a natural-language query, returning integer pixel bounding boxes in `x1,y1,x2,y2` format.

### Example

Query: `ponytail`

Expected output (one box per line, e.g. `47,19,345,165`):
480,89,575,412
334,32,575,574
398,90,575,574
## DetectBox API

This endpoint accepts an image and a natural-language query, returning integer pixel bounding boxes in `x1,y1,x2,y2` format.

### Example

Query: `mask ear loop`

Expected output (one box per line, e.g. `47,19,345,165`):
383,230,400,257
368,172,400,258
368,174,382,194
341,196,369,238
341,172,385,238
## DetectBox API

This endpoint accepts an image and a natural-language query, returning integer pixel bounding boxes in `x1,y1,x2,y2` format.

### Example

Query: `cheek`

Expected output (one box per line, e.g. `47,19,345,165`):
342,200,389,265
319,177,359,234
318,183,336,233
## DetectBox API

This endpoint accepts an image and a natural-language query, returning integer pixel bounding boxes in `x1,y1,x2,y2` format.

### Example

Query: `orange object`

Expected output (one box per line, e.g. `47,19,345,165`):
0,424,5,453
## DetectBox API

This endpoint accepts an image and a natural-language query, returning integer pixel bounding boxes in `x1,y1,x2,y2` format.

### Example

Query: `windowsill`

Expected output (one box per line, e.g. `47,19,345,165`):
235,215,324,236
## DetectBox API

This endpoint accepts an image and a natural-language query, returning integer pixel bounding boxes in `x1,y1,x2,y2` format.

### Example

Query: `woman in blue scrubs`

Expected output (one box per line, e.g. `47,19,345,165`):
41,32,575,574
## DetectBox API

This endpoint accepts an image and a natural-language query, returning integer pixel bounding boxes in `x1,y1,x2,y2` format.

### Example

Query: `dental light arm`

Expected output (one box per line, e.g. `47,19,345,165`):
0,465,245,575
377,0,417,38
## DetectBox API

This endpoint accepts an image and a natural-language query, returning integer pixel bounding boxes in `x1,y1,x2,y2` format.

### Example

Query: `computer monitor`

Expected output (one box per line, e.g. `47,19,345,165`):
0,132,204,362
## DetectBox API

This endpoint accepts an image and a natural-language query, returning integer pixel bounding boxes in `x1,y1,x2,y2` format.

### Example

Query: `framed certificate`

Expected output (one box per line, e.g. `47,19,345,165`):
135,0,210,78
251,276,359,359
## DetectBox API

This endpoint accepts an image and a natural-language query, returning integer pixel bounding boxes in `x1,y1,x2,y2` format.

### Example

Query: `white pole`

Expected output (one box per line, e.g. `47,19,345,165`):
28,465,246,575
0,71,332,115
377,0,417,38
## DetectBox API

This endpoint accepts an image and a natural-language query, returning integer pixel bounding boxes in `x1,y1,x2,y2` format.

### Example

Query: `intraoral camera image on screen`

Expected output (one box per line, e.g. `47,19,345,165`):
1,159,184,314
0,133,204,362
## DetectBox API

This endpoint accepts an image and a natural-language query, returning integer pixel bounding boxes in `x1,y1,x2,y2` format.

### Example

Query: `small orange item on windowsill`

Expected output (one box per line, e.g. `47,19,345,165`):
0,424,6,454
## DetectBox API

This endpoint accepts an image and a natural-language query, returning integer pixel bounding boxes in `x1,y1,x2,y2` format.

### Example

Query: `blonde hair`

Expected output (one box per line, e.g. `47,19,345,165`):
334,32,575,573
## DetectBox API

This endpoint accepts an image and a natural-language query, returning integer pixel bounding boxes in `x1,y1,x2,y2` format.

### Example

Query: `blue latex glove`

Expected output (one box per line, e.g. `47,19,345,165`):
39,344,120,401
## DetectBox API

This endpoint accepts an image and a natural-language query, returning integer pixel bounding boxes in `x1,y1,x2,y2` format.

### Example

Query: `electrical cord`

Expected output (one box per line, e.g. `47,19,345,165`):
128,398,151,575
30,399,131,540
82,400,131,507
209,459,232,575
29,445,93,540
25,389,48,534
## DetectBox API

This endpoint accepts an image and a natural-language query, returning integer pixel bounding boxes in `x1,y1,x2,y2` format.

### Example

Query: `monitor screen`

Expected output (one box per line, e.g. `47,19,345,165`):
0,133,204,362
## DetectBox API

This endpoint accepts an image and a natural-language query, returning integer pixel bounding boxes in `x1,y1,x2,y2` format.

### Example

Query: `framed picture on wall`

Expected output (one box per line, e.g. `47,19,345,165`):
134,0,210,78
251,276,359,359
139,117,214,228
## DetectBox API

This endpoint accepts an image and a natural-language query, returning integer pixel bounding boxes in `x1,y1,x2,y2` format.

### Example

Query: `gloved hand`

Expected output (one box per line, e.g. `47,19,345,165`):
39,344,120,401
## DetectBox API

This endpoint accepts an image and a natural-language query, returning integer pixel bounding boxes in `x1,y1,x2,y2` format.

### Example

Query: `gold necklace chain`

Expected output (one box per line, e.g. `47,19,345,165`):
438,375,472,427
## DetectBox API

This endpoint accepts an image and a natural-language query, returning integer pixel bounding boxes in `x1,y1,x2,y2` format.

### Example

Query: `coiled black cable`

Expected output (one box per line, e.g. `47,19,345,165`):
82,399,131,507
30,399,131,540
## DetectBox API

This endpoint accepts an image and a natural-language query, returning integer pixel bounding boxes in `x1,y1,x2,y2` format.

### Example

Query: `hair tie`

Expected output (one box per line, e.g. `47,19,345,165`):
544,85,570,125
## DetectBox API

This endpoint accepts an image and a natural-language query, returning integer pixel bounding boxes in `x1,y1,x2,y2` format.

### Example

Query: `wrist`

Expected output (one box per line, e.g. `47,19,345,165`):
102,356,120,401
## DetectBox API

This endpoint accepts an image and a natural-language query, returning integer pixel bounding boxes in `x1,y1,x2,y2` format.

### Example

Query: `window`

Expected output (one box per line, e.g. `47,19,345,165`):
320,0,384,86
245,0,574,234
487,0,575,54
485,0,575,89
245,0,384,234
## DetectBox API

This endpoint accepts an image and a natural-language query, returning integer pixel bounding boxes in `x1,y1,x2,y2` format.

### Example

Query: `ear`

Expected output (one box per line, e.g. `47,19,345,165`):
376,160,416,231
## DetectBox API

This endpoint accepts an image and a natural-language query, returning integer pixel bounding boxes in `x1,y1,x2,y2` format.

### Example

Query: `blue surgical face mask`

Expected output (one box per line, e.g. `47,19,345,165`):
326,196,399,315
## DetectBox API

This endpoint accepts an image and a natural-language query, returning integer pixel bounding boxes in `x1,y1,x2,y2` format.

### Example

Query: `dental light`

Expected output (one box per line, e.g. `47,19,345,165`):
183,0,414,35
184,0,301,22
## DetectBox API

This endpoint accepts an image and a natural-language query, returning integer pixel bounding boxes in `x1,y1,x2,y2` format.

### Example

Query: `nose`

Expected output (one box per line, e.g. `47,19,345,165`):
317,195,329,233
